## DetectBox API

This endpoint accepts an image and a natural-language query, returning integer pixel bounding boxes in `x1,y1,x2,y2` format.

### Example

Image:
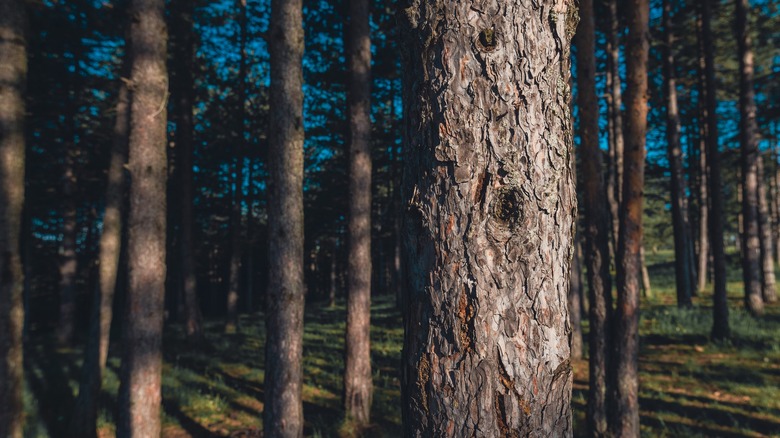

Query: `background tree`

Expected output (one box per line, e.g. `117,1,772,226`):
399,0,577,434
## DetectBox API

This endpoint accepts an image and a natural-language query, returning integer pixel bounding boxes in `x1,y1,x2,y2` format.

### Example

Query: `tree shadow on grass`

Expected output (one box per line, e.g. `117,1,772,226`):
24,339,80,438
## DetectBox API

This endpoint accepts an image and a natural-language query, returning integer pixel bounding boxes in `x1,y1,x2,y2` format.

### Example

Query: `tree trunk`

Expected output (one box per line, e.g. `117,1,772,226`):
574,0,613,432
569,230,583,360
117,0,169,436
640,246,652,298
736,0,765,315
701,0,730,341
344,0,373,426
608,0,624,238
696,15,710,295
663,0,693,307
612,0,649,435
0,1,27,436
757,154,778,302
264,0,305,434
69,60,130,438
172,0,203,341
58,150,78,347
399,1,577,435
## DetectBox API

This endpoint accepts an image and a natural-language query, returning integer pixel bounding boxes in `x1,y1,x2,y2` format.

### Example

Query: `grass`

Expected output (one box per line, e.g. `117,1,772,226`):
21,248,780,437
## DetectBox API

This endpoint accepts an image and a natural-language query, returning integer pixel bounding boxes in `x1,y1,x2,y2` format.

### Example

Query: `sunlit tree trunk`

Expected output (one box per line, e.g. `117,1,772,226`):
757,154,777,302
117,0,169,436
607,0,624,248
696,15,710,295
69,59,130,438
0,1,27,436
399,1,577,434
701,0,730,341
344,0,373,426
663,0,693,307
612,0,649,435
264,0,305,434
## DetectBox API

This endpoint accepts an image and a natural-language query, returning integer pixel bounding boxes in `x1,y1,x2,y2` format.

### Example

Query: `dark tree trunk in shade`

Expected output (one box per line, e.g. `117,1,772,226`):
226,0,249,334
344,0,373,426
172,0,203,340
0,1,27,436
773,140,780,265
264,0,305,434
701,0,730,341
757,154,778,302
607,0,624,247
574,0,613,433
569,230,583,360
58,150,78,347
117,0,169,436
611,0,649,435
736,0,767,314
663,0,693,308
69,60,130,438
399,1,577,435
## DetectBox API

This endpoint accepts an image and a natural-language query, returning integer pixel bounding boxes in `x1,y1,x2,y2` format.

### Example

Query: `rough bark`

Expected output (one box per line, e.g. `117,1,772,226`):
701,0,730,341
0,1,27,436
736,0,766,315
264,0,305,434
69,60,130,438
399,1,577,435
663,0,693,307
574,0,613,432
757,154,777,302
117,0,169,436
612,0,649,435
344,0,373,426
172,0,203,340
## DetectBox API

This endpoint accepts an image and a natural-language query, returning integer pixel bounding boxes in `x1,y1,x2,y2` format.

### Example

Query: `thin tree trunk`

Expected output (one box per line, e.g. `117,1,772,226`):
344,0,373,426
0,1,27,435
58,150,78,346
117,0,169,436
329,240,337,308
608,0,624,218
737,0,765,315
640,246,652,299
569,229,583,360
612,0,649,435
702,0,730,341
773,139,780,264
663,0,693,307
574,0,613,432
696,21,710,295
264,0,305,434
757,154,778,302
172,0,203,340
399,2,577,434
69,61,130,438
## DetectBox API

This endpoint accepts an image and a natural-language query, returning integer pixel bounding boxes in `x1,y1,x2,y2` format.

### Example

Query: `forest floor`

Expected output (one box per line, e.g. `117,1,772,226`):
21,250,780,437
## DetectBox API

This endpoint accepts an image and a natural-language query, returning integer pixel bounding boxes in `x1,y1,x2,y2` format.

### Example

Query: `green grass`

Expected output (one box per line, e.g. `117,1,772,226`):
21,248,780,437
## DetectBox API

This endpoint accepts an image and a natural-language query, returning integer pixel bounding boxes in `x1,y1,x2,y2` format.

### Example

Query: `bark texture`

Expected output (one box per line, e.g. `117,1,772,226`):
701,0,730,341
757,154,777,302
344,0,373,426
264,0,305,434
575,0,613,434
612,0,649,435
172,0,203,340
663,0,693,308
399,1,577,435
70,61,130,438
0,1,27,436
117,0,169,436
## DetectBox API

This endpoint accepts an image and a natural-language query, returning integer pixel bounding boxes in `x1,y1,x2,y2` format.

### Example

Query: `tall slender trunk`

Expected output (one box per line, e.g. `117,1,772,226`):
608,0,624,221
757,154,778,302
69,60,130,438
773,138,780,264
702,0,730,341
736,0,765,315
264,0,305,434
612,0,649,435
0,2,27,436
696,20,710,295
663,0,693,307
344,0,373,426
117,0,169,436
172,0,203,340
58,150,78,346
575,0,613,432
399,1,577,434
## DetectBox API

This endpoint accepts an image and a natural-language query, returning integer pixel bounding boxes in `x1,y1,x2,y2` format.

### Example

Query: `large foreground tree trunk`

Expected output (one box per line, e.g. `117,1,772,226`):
701,0,730,341
399,1,577,435
69,60,130,438
117,0,169,436
0,2,27,436
264,0,305,435
344,0,373,426
663,0,693,308
612,0,649,435
574,0,613,433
